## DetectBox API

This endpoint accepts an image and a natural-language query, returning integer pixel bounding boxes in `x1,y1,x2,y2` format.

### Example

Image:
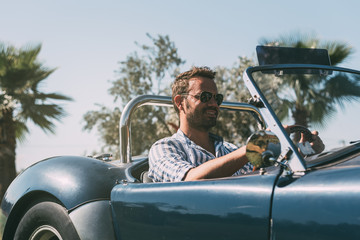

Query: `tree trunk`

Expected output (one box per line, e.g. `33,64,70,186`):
0,108,17,202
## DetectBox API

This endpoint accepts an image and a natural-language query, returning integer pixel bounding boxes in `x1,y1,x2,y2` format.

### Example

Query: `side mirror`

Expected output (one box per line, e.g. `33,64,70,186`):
246,131,281,168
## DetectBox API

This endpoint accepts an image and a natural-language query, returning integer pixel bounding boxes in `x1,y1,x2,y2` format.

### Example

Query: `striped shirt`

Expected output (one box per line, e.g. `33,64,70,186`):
148,129,253,182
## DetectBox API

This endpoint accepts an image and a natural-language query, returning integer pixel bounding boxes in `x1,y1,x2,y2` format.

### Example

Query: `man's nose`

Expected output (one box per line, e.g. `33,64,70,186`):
207,96,219,107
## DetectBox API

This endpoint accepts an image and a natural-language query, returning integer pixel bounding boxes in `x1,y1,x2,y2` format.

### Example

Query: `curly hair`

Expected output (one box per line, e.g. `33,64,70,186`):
172,66,216,113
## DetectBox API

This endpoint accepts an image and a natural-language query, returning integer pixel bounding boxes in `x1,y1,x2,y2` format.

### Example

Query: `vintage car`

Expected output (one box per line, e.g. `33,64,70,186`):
1,46,360,240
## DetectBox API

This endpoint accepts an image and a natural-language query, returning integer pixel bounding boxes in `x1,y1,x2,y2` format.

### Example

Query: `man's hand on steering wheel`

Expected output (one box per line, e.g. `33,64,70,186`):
299,130,325,154
284,125,325,155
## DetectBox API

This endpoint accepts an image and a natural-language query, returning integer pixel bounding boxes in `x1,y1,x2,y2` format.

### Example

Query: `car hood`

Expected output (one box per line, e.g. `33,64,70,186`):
305,142,360,170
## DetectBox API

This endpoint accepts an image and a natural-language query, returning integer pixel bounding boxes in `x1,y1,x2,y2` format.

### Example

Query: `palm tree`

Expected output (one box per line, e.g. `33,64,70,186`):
0,43,72,201
259,33,360,141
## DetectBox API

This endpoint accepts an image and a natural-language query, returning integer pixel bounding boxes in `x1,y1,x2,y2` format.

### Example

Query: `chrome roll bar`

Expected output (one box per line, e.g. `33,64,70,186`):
119,95,264,163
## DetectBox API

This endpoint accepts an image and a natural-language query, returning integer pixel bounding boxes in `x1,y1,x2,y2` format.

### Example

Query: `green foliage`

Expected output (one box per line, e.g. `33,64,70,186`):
258,32,359,129
85,32,358,156
83,105,121,156
83,34,184,157
109,33,184,103
0,43,72,140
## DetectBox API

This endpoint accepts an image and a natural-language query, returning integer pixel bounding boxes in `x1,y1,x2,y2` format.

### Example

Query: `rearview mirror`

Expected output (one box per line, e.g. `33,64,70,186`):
246,131,281,168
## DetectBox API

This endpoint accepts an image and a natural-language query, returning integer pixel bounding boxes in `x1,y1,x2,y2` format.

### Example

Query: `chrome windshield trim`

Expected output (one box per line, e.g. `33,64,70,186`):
248,63,360,75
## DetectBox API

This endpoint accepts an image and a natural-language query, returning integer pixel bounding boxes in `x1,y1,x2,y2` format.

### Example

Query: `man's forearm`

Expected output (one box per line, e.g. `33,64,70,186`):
184,146,248,181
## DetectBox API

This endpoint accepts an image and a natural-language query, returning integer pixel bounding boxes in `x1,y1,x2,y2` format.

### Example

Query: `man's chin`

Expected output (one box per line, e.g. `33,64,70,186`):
204,120,217,130
193,122,216,132
207,117,217,124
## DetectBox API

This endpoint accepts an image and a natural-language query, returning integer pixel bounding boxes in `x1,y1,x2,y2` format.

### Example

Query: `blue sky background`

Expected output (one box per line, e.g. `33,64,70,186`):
1,0,360,171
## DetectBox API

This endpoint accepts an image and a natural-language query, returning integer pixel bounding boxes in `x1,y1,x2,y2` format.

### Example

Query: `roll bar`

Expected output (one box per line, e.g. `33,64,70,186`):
119,95,264,163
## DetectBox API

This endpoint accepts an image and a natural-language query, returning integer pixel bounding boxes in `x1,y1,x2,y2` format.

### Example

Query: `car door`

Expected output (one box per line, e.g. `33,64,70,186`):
110,168,280,240
271,157,360,240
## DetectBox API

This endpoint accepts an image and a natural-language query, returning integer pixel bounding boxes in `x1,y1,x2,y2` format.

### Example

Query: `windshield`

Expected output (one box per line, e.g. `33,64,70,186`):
250,66,360,153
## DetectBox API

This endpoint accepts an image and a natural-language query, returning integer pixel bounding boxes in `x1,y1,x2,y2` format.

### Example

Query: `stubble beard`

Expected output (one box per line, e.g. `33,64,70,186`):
185,101,218,132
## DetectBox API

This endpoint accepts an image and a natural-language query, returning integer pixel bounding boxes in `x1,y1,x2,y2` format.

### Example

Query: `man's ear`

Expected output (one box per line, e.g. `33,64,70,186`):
174,95,184,112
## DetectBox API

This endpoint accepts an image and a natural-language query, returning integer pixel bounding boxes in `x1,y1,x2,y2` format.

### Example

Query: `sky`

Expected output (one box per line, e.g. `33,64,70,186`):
1,0,360,171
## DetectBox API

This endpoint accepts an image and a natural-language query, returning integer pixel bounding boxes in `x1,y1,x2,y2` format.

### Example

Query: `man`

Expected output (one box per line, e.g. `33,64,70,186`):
148,66,324,182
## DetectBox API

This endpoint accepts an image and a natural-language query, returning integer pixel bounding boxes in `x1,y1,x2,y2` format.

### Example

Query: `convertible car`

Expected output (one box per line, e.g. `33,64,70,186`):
1,46,360,240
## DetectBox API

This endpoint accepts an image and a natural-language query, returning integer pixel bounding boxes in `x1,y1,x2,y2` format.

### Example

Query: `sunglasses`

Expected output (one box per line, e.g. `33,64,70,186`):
182,91,224,106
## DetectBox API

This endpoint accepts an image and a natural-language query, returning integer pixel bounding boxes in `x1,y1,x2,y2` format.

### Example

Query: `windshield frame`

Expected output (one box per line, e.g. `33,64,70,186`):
244,64,360,173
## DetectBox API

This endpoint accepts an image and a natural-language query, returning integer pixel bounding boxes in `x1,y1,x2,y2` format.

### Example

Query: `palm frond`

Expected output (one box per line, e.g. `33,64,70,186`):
258,32,355,127
324,73,360,107
0,43,72,138
321,42,354,65
23,104,67,133
14,120,29,143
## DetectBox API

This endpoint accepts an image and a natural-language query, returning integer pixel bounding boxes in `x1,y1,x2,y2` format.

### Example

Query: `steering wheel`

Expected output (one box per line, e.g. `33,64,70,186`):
287,125,314,142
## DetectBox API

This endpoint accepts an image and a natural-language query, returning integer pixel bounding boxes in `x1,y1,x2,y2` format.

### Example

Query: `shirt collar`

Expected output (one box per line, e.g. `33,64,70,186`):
176,129,224,147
